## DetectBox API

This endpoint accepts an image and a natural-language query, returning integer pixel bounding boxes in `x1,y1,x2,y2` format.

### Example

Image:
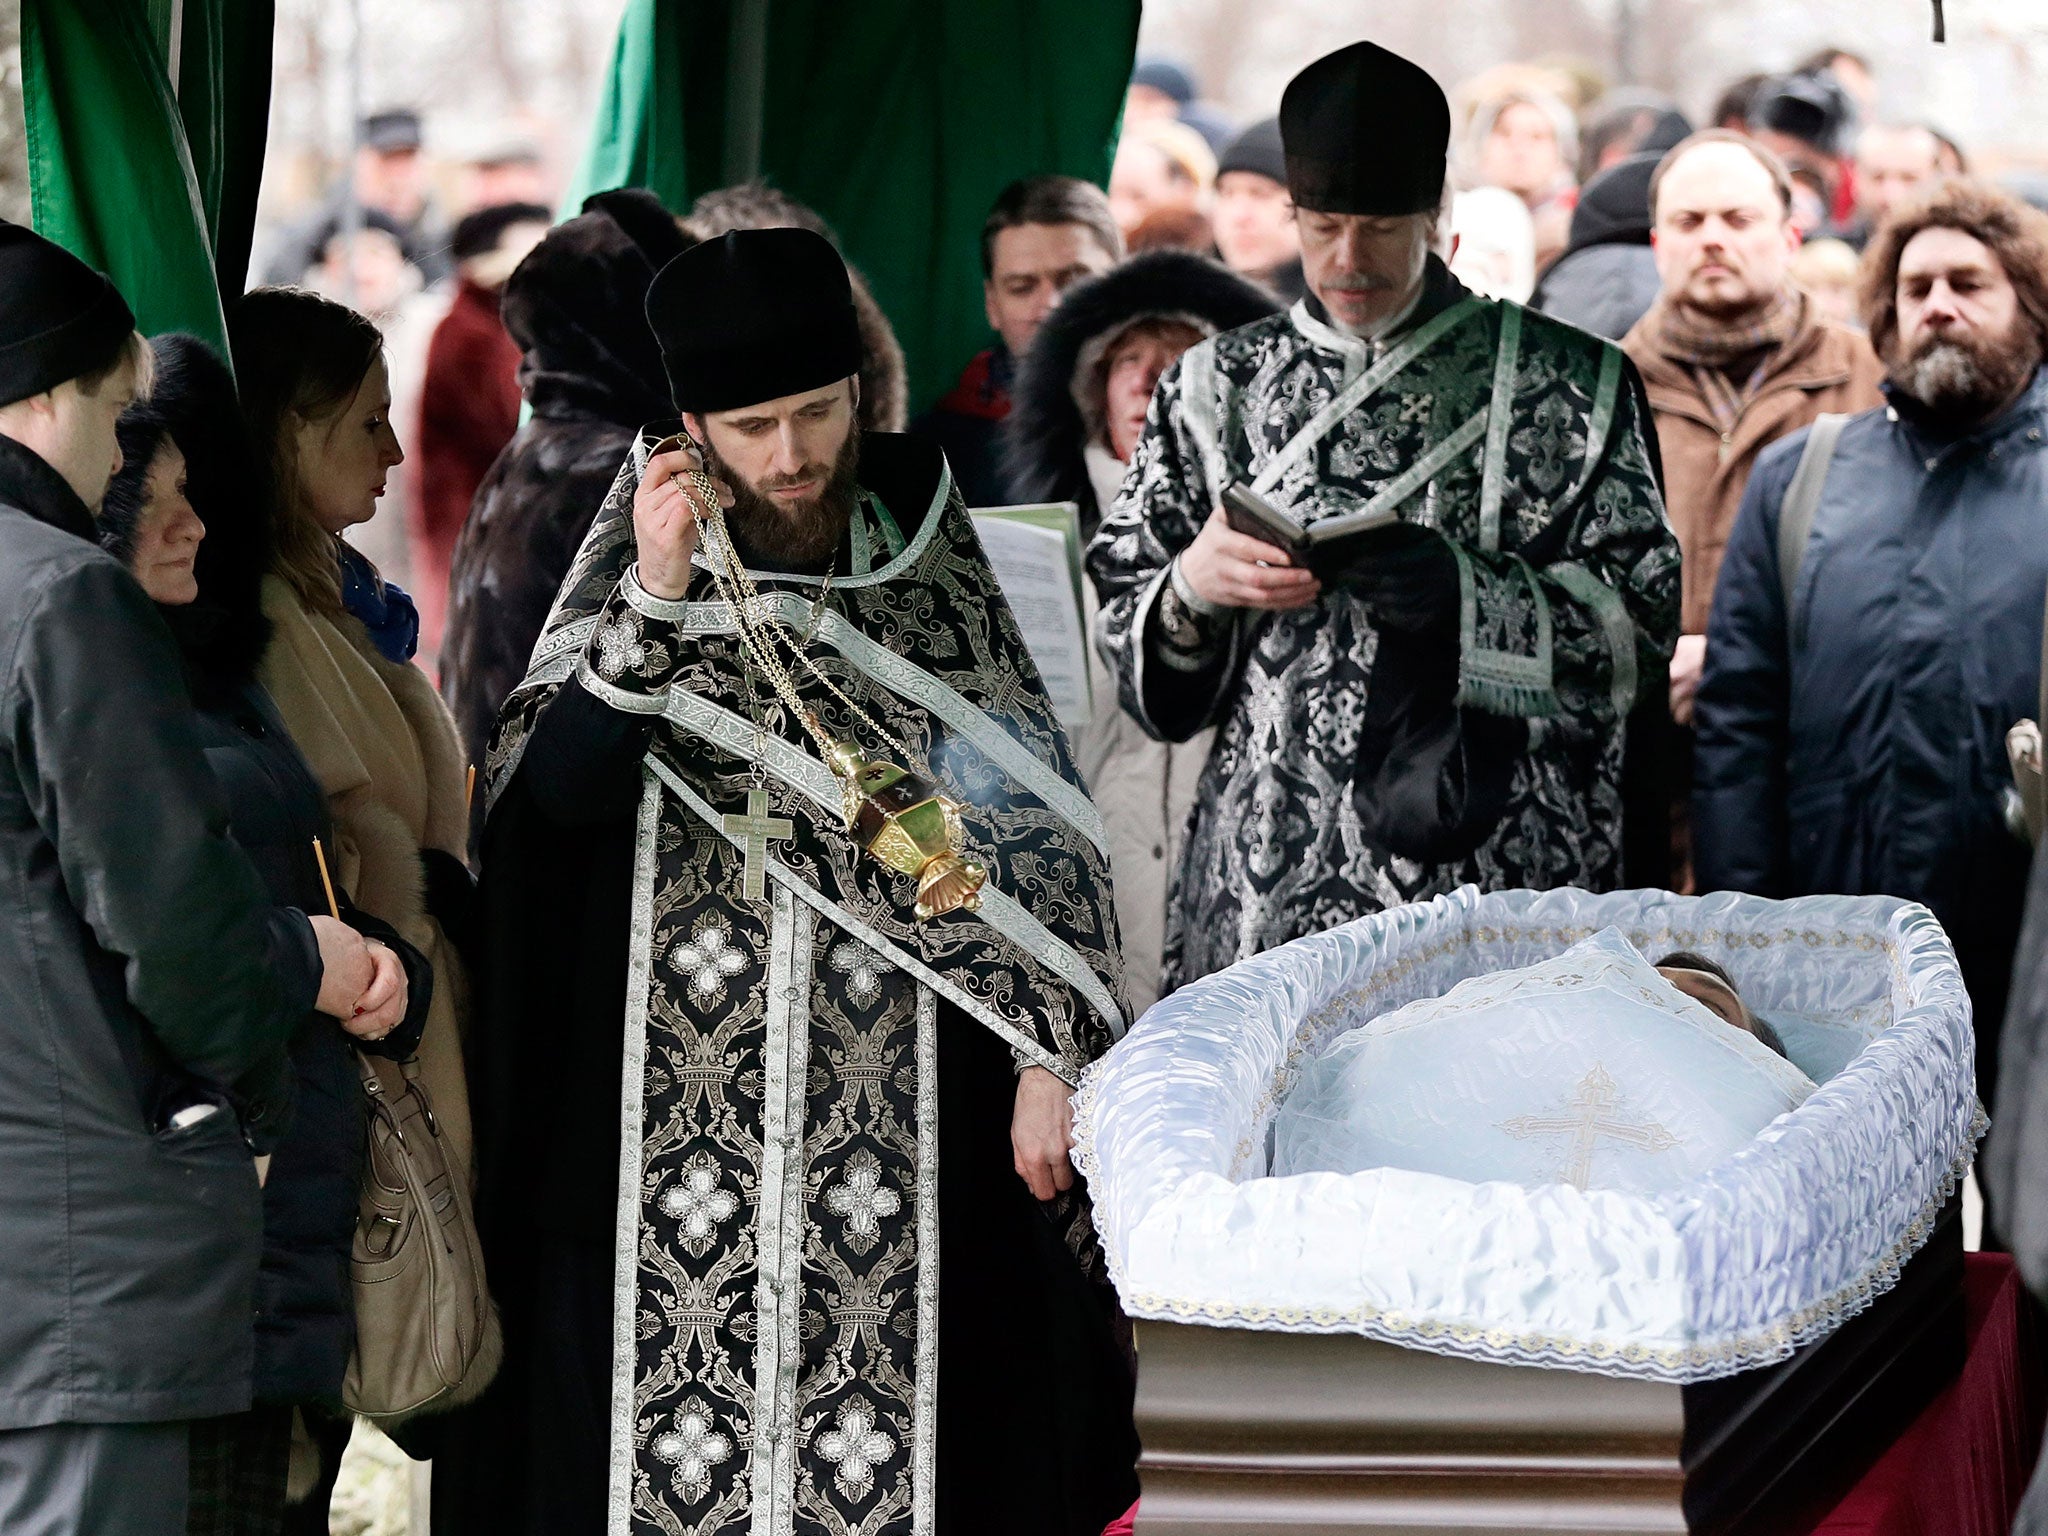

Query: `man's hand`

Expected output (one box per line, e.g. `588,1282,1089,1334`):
340,940,409,1043
633,442,731,600
1012,1065,1077,1202
1669,633,1708,726
310,916,374,1022
1177,508,1321,611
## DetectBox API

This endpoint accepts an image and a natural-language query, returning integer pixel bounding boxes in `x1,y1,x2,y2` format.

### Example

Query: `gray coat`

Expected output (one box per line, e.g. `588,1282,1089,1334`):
1531,243,1661,342
0,435,318,1429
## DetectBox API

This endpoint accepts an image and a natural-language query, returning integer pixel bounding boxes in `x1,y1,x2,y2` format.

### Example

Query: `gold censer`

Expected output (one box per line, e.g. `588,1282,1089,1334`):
825,742,986,919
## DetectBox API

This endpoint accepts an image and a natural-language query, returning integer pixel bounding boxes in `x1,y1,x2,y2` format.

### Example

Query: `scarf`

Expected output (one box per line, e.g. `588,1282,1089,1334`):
337,539,421,664
1651,288,1807,434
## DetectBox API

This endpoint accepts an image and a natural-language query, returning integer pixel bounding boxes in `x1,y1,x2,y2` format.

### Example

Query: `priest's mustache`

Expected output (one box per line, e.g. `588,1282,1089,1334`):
1326,273,1397,293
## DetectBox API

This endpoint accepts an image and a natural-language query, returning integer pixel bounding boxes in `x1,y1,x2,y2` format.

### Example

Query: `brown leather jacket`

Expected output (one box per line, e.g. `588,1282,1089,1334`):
1623,303,1884,633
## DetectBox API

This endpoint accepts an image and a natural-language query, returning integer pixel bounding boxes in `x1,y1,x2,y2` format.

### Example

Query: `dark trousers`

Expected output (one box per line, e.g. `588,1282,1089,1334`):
186,1406,291,1536
0,1420,190,1536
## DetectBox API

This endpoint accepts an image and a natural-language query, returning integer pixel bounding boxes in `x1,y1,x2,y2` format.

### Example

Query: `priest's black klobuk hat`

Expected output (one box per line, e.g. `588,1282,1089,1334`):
644,227,863,415
1279,41,1452,217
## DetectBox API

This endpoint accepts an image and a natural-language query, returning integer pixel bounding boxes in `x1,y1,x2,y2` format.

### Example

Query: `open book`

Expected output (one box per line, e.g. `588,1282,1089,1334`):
1222,481,1403,579
969,502,1093,729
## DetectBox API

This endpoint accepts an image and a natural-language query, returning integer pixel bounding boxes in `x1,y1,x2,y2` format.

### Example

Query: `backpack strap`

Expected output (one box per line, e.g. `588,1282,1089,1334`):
1777,413,1849,617
2037,579,2048,731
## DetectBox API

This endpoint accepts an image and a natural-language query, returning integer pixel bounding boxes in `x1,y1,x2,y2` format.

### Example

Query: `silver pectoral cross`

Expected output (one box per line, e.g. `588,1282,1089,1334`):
722,788,795,902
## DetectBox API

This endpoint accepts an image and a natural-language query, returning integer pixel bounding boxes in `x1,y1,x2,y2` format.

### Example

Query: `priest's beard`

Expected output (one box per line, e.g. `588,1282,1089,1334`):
705,422,862,568
1889,317,2042,424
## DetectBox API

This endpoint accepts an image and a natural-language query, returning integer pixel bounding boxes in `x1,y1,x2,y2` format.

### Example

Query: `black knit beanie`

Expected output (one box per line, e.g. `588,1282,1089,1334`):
0,221,135,408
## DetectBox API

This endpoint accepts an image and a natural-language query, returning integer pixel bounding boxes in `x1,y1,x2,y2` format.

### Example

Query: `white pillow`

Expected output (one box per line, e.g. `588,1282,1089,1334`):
1272,928,1816,1196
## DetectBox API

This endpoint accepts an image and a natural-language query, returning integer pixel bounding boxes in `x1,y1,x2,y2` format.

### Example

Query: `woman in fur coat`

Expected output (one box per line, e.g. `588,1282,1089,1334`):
99,332,434,1533
439,189,692,777
227,287,500,1505
1002,251,1277,1013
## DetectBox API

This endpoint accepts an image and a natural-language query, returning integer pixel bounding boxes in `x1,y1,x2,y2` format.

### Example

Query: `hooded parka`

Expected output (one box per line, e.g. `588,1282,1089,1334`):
1004,252,1278,1013
440,196,689,774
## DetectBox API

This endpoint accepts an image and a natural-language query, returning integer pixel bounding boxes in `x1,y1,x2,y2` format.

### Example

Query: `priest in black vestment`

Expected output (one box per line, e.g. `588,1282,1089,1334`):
432,229,1139,1535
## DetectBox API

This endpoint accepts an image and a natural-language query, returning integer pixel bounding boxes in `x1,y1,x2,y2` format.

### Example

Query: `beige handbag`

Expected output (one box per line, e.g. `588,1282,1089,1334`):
342,1052,500,1420
2006,588,2048,846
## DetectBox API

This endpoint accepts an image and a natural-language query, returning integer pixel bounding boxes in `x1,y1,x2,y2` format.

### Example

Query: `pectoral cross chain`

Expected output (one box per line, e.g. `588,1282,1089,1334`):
722,788,794,902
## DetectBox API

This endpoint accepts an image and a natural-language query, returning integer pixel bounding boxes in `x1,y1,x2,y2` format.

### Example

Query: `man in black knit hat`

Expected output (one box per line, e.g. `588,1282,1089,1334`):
0,225,374,1532
1212,117,1305,301
446,226,1137,1536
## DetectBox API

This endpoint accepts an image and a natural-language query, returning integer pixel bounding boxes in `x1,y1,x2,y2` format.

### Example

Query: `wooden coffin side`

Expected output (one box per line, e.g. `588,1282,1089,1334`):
1131,1320,1689,1534
1130,1201,1964,1536
1679,1197,1966,1536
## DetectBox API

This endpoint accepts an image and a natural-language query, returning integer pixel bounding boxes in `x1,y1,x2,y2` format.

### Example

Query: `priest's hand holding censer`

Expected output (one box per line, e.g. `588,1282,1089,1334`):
633,436,987,920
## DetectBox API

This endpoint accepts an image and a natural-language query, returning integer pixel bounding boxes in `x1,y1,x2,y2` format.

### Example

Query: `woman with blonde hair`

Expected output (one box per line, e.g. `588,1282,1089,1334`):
226,286,496,1512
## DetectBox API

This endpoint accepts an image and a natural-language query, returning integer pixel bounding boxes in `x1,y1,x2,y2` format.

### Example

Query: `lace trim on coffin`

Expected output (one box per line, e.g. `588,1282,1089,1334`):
1102,1115,1982,1383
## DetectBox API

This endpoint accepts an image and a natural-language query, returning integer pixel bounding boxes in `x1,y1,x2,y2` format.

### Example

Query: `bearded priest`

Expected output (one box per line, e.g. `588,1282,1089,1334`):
433,227,1139,1536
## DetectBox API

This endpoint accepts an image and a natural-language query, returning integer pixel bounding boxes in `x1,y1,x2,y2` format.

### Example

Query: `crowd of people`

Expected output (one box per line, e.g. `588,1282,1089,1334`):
6,25,2048,1536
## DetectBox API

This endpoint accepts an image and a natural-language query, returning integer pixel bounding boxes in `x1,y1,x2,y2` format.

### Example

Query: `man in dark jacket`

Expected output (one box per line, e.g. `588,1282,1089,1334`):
1695,180,2048,1134
1530,151,1666,341
441,190,694,779
0,225,371,1532
912,175,1121,506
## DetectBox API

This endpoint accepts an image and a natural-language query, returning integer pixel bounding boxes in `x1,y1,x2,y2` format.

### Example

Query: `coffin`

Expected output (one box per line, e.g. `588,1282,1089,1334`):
1074,888,1984,1534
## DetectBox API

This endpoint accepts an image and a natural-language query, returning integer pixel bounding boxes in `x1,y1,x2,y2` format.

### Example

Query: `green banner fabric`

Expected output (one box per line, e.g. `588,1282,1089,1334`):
20,0,273,356
569,0,1140,410
172,0,276,299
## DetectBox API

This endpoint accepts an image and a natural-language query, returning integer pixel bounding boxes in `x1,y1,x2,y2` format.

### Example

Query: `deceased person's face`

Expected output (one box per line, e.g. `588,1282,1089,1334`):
1651,950,1772,1049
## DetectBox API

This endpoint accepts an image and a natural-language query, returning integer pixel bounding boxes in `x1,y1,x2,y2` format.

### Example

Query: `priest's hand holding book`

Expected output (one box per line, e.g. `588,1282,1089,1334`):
633,439,735,599
1177,507,1322,611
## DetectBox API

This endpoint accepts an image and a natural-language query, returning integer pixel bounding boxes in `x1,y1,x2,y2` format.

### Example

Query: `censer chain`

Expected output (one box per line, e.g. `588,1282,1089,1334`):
681,468,935,780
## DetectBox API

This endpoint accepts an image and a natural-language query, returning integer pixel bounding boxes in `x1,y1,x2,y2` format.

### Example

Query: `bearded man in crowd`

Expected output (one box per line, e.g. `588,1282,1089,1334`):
1088,40,1680,994
1695,181,2048,1146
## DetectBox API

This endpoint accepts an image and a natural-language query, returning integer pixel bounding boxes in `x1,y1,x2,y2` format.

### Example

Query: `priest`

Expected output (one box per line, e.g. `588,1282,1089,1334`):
436,228,1138,1535
1087,40,1681,992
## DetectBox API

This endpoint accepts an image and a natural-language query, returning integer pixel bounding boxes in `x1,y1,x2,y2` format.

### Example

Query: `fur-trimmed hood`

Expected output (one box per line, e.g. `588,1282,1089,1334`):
1003,252,1278,537
99,332,274,701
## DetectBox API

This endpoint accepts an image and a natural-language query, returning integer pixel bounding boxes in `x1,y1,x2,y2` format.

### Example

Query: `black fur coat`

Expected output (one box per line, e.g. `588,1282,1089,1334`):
440,194,686,776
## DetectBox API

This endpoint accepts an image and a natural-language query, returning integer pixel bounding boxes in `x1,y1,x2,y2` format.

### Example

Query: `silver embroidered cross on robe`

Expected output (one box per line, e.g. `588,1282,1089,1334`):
485,430,1131,1536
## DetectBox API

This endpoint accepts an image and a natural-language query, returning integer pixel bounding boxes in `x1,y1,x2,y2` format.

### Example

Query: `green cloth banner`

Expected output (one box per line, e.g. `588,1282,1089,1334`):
20,0,274,357
569,0,1140,410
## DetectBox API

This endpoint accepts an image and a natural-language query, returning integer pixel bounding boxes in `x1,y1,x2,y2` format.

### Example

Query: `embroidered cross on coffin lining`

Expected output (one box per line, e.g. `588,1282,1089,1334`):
1499,1063,1680,1189
721,787,794,902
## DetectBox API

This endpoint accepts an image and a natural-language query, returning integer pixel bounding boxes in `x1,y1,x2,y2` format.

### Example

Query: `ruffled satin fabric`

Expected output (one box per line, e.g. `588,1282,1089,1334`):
1073,886,1983,1382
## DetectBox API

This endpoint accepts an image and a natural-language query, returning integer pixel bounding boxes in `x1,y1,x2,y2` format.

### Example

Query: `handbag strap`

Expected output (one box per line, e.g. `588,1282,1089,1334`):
355,1049,436,1135
1776,413,1849,618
